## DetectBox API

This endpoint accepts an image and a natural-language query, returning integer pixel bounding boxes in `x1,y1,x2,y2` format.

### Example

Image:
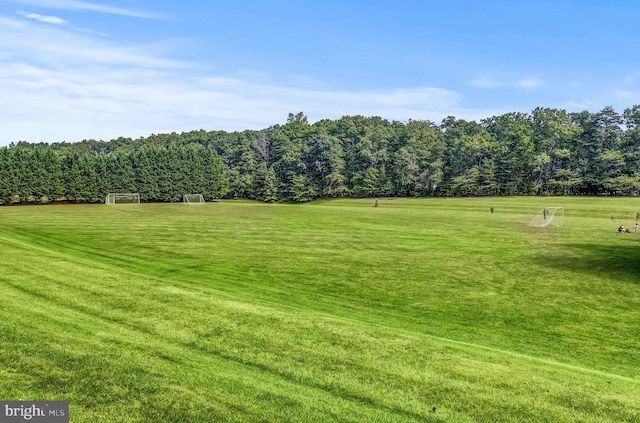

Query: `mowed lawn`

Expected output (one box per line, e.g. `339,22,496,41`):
0,197,639,422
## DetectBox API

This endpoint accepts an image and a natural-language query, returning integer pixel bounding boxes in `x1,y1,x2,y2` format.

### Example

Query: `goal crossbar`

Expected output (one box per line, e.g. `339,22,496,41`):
105,193,140,205
183,194,205,205
528,206,564,227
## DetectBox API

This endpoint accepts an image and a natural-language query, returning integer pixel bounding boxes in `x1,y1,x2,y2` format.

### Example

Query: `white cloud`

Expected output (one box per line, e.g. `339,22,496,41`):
0,13,495,145
0,16,185,68
18,11,67,25
468,77,501,89
6,0,165,19
469,75,545,89
514,76,545,89
0,62,472,143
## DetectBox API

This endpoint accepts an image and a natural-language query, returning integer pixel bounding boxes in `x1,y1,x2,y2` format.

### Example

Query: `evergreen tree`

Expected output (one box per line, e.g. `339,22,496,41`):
251,162,279,202
203,148,228,200
483,112,535,195
0,148,17,204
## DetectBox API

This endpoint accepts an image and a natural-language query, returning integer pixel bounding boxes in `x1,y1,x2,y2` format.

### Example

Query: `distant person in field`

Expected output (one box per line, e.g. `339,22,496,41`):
490,207,494,216
635,223,639,234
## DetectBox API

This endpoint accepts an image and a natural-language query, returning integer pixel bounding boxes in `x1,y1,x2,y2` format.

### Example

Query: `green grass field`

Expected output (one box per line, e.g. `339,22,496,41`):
1,197,640,422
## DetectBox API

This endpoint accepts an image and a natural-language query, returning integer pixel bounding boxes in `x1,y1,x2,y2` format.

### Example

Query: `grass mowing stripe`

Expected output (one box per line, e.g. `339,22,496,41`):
0,242,433,421
4,230,638,386
1,231,459,420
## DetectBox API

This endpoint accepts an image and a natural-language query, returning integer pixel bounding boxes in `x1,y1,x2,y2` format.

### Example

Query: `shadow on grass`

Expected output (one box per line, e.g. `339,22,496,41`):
534,241,640,282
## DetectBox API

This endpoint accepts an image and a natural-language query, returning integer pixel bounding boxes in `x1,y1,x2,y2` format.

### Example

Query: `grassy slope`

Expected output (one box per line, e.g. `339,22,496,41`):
0,198,639,422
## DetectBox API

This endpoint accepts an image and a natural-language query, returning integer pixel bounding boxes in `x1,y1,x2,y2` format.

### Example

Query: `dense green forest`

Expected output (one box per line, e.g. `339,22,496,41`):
2,106,640,204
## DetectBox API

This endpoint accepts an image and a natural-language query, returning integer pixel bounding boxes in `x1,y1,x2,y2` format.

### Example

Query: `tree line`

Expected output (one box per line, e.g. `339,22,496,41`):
2,106,640,204
0,144,227,204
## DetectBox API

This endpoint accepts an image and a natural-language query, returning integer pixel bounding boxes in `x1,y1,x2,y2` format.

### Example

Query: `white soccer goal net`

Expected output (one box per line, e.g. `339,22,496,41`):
105,193,140,205
528,207,564,227
183,194,205,205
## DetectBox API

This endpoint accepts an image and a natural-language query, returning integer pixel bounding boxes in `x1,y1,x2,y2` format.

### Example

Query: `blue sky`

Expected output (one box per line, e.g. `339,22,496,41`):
1,0,639,145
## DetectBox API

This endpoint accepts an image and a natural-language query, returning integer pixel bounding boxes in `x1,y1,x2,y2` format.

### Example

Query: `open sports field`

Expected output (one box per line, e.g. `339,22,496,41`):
1,197,640,422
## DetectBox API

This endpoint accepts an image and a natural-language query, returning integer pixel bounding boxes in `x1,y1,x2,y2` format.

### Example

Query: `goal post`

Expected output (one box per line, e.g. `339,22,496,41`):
105,193,140,205
528,206,564,227
183,194,205,205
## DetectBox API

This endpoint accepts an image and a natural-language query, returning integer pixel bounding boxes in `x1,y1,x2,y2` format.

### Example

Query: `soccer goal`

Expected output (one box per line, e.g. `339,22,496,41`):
528,206,564,227
183,194,205,205
105,193,140,205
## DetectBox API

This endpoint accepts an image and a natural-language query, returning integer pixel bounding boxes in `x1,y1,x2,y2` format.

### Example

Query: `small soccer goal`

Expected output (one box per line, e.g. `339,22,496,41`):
105,193,140,205
183,194,205,205
528,206,564,228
